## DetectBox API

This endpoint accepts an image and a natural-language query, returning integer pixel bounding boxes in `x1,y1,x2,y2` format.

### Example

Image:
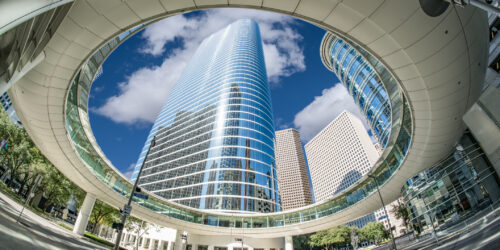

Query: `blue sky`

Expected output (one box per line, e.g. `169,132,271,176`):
88,9,365,178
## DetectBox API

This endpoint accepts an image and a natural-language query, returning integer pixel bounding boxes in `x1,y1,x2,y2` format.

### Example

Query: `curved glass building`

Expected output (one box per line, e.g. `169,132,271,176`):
132,19,280,213
321,35,391,147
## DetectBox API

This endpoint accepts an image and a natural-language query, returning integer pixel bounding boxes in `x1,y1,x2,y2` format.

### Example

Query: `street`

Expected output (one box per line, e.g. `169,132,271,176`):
373,206,500,250
0,191,106,250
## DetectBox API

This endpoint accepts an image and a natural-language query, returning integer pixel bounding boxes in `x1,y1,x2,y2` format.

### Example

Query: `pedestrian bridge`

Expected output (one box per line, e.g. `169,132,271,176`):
1,0,487,238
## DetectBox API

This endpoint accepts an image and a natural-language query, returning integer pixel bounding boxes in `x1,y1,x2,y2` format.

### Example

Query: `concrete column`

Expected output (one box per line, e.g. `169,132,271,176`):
73,193,96,235
167,241,174,250
174,231,185,250
284,236,293,250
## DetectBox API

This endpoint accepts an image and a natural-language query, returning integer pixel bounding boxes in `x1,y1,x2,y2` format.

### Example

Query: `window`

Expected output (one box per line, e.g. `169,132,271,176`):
198,246,209,250
490,53,500,73
214,247,227,250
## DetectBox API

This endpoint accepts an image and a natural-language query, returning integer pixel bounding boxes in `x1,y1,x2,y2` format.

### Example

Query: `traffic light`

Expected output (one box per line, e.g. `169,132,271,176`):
112,222,123,230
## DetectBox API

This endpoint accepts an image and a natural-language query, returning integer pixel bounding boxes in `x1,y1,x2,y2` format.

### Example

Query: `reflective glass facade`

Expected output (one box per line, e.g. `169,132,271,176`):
132,19,280,213
66,27,411,229
402,131,500,234
325,37,391,147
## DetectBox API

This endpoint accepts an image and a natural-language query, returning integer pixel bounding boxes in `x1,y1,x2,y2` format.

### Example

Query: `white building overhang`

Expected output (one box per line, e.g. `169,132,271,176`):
4,0,488,238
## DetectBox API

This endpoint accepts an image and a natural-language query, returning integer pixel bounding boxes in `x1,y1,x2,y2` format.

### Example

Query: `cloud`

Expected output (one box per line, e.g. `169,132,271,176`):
93,9,305,125
293,83,369,142
122,163,136,179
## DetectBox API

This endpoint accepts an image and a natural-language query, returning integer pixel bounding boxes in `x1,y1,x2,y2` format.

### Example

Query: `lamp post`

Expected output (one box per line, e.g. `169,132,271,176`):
114,136,156,250
368,174,397,250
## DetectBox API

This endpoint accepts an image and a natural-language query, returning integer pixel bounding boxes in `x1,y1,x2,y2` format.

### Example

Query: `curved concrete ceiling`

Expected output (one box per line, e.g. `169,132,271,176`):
6,0,488,237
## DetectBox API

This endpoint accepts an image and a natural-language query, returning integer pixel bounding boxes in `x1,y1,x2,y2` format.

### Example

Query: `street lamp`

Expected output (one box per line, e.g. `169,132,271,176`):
368,174,397,250
114,136,156,250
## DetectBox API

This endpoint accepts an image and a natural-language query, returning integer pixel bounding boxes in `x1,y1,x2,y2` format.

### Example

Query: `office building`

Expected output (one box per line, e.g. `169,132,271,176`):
274,129,312,210
305,111,379,202
132,19,280,213
305,111,379,228
0,92,20,125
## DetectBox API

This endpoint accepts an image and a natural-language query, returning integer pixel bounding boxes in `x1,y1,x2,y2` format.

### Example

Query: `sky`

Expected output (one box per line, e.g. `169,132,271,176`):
88,9,366,178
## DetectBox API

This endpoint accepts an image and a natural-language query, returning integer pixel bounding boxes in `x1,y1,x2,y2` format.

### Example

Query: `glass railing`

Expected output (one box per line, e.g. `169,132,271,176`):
64,26,413,229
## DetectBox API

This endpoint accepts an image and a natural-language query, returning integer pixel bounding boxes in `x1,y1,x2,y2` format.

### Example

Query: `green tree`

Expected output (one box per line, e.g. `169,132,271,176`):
391,200,411,232
310,229,330,250
89,200,120,234
294,233,317,250
0,109,84,213
360,222,389,245
0,109,36,188
310,225,352,250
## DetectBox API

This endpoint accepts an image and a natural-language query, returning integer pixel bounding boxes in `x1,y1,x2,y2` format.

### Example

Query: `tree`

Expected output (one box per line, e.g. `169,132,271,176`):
310,230,330,250
0,109,36,188
125,217,160,250
89,200,120,234
360,222,389,245
0,109,84,213
391,200,411,232
310,225,352,250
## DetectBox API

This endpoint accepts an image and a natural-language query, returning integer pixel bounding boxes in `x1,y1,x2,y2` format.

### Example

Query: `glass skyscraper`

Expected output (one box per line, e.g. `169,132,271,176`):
132,19,280,213
322,35,391,147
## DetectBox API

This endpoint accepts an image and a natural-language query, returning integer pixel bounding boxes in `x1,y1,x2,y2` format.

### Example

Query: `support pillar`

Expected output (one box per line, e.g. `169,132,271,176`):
174,230,187,250
284,236,293,250
73,193,96,235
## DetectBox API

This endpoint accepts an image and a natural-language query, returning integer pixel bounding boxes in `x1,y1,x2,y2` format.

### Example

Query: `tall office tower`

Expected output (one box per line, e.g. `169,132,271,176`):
132,19,280,213
274,129,313,210
0,92,20,125
305,111,379,199
305,111,379,227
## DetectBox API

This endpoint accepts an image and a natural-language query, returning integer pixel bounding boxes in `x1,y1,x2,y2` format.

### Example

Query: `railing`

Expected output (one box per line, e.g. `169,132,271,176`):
64,25,413,229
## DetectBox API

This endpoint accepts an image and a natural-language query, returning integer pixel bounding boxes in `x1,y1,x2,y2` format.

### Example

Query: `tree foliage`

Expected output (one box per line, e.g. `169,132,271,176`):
89,200,120,234
391,200,411,231
309,221,391,249
359,222,389,245
0,108,84,211
310,225,353,249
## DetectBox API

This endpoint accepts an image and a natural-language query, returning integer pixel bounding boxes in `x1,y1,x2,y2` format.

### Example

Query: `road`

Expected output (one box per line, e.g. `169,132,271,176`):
0,191,106,250
373,206,500,250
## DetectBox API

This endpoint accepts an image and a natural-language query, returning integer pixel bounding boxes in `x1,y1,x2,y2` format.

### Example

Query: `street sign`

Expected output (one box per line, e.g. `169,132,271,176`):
133,192,149,200
123,205,132,216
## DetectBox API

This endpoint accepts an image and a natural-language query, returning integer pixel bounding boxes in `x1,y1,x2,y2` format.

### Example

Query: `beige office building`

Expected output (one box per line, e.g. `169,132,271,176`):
305,111,379,203
275,128,313,210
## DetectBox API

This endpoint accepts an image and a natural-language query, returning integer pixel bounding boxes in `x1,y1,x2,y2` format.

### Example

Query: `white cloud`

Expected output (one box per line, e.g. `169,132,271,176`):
122,163,136,179
93,9,305,125
293,83,369,142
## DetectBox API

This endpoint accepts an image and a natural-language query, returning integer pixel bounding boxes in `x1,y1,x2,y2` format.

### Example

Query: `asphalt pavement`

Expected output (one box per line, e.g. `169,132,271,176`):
0,191,106,250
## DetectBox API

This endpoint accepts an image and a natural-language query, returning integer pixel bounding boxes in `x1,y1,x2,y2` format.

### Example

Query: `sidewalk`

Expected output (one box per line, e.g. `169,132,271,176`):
373,205,500,250
0,191,106,250
405,205,500,249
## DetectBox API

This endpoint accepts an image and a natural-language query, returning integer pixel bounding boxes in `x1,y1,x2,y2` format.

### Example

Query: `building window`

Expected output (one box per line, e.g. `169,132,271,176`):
489,53,500,73
198,246,209,250
490,17,500,41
